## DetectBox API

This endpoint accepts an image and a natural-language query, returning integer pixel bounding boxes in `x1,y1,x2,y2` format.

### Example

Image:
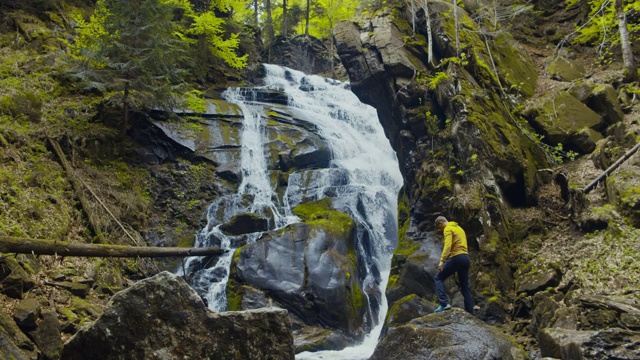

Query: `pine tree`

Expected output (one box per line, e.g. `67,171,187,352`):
72,0,197,132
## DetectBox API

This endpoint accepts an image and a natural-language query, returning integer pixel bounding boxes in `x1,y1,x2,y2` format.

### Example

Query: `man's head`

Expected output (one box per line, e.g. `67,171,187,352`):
435,216,448,230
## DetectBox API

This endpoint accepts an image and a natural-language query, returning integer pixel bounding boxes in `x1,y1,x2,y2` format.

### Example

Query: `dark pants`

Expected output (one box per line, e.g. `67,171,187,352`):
435,254,474,314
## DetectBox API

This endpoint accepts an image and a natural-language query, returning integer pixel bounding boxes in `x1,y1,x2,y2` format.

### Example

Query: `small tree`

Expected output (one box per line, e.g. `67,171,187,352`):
72,0,196,132
615,0,638,82
72,0,247,132
565,0,639,82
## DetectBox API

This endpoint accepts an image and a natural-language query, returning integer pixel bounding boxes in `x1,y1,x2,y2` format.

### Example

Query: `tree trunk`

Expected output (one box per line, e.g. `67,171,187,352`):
282,0,288,37
615,0,638,82
420,1,434,66
453,0,459,55
305,0,310,36
0,236,224,258
254,0,259,28
265,0,274,45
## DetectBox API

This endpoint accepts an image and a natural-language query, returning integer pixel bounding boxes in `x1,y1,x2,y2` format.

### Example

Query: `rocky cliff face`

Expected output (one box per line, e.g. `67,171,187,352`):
334,0,549,318
333,0,640,358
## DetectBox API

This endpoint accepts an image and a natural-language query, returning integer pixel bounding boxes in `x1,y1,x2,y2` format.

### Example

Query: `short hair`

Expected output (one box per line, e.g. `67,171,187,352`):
435,216,448,226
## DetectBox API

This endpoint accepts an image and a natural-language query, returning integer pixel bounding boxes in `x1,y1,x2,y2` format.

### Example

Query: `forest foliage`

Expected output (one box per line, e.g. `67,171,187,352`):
566,0,640,56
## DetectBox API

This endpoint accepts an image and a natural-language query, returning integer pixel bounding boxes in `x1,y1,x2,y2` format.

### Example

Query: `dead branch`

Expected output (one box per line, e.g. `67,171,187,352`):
583,141,640,194
47,137,107,243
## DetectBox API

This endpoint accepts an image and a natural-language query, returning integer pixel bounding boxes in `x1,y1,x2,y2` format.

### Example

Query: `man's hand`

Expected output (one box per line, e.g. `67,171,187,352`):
438,261,444,272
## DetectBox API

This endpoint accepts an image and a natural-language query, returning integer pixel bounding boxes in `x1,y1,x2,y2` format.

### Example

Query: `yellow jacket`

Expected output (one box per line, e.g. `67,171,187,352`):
440,222,468,262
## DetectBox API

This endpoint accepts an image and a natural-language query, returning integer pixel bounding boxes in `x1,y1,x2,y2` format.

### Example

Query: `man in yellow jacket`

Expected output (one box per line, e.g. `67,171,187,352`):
434,216,474,314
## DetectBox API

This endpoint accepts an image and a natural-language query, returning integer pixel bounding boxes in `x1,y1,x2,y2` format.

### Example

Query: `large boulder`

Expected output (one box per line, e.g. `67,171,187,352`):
230,199,366,340
539,328,640,359
267,35,338,76
528,91,604,148
546,57,586,81
370,309,527,360
61,271,294,360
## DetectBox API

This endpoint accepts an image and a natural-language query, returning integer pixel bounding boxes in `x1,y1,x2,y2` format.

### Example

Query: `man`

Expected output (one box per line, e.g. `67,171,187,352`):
433,216,474,314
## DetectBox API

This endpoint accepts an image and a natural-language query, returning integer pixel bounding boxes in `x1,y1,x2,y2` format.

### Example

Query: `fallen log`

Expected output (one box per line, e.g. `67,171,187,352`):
583,141,640,194
0,236,224,258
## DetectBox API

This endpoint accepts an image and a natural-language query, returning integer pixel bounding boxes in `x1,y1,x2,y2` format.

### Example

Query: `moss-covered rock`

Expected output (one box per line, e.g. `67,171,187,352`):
233,200,367,340
586,84,625,126
529,90,604,146
291,198,355,236
0,256,35,299
546,57,586,82
607,170,640,227
514,260,562,295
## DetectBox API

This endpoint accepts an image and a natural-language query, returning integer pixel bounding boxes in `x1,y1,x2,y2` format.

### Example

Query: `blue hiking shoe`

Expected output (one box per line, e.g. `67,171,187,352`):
434,304,452,313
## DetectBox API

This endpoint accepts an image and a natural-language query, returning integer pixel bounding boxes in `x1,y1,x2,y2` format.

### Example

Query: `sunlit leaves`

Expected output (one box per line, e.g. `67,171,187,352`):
187,11,248,69
568,0,640,52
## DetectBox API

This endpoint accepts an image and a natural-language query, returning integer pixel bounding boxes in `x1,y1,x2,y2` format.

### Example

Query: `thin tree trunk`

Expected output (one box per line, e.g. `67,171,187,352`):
420,1,434,66
254,0,259,28
0,236,224,258
305,0,310,36
615,0,638,82
265,0,274,45
411,0,415,34
48,137,107,244
122,81,129,137
453,0,459,55
282,0,288,37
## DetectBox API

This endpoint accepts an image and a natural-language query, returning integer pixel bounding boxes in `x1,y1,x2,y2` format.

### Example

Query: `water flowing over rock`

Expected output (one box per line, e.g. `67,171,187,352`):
235,219,365,338
181,64,403,358
61,271,294,360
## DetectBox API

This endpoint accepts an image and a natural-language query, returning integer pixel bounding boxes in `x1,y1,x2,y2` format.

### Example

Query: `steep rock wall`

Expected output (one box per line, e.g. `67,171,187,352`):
334,0,551,318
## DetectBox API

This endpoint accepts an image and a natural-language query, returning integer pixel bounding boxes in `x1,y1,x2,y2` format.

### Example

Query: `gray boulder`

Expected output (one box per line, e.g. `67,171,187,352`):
0,311,36,360
539,327,640,359
370,309,527,360
234,219,366,339
29,309,61,360
61,271,294,360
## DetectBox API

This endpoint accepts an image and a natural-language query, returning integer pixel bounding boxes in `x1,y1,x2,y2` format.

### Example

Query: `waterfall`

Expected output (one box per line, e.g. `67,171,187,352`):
181,64,402,358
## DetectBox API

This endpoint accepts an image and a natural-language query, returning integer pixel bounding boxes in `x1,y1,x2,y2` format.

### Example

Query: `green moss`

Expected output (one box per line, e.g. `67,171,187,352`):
387,274,399,289
292,199,355,237
226,248,244,311
70,297,102,324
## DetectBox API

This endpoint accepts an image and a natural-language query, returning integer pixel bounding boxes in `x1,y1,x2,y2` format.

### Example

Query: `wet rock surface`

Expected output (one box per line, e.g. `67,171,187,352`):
370,309,526,360
61,272,294,360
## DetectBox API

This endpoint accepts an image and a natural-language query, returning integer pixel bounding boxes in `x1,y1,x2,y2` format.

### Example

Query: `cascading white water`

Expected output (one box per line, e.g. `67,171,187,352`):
261,64,403,359
182,64,402,358
179,85,298,311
